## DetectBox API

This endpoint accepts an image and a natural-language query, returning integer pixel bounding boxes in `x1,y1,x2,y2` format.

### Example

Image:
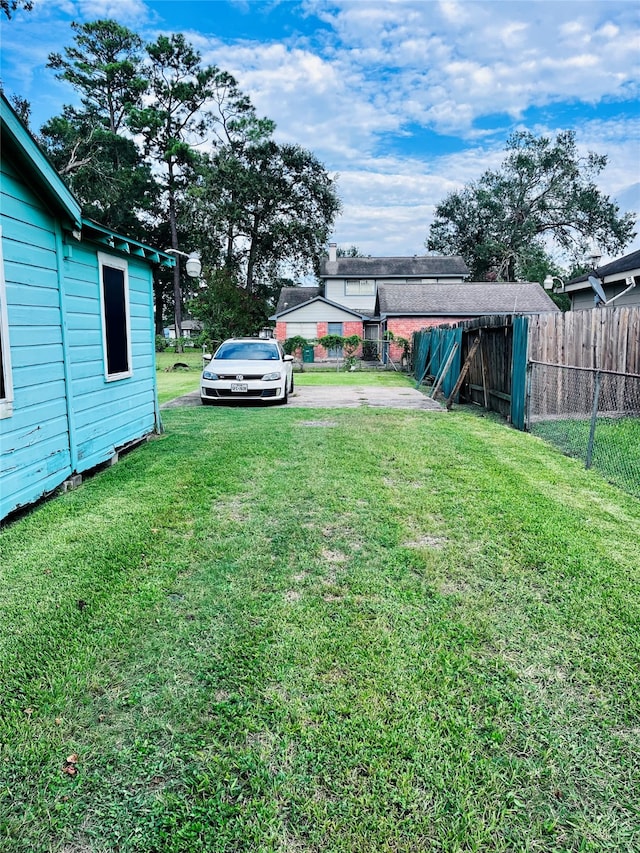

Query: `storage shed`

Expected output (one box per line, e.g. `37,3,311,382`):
0,94,174,520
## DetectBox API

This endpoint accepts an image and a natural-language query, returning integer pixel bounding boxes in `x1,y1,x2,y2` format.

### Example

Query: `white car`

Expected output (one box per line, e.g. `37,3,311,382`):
201,338,294,405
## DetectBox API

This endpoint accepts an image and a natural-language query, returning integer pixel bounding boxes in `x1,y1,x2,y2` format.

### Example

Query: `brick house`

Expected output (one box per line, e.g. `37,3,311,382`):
272,247,470,360
375,282,559,360
271,246,558,363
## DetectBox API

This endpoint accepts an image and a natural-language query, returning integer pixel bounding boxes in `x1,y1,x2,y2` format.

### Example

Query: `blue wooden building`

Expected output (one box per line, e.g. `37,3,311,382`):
1,94,174,521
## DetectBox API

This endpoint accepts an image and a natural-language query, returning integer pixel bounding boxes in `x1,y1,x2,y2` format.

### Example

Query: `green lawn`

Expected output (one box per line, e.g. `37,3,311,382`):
1,405,639,852
155,352,413,404
294,369,413,387
531,416,640,497
156,350,205,404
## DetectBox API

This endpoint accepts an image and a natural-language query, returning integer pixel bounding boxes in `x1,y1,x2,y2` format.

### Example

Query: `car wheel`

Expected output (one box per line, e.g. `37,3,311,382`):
281,383,289,405
290,376,294,393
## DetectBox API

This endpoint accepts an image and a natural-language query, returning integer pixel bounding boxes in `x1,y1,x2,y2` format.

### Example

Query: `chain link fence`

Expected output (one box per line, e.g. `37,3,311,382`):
527,361,640,497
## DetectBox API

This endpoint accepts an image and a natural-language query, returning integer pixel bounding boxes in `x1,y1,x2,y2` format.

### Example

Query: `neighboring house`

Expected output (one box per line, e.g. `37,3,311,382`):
273,287,367,359
563,250,640,310
1,93,174,521
272,248,471,359
376,282,559,357
166,319,203,341
272,246,558,361
320,243,470,314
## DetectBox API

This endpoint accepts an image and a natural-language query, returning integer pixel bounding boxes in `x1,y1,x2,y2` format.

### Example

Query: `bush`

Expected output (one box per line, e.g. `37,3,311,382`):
155,334,168,352
284,336,308,356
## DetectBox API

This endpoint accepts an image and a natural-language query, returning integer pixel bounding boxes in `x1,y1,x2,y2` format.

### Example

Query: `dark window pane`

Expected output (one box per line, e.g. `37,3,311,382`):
103,265,129,375
0,328,5,399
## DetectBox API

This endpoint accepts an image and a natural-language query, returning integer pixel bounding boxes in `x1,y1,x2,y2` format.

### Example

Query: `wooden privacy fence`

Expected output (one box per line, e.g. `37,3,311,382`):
411,306,640,430
527,307,640,373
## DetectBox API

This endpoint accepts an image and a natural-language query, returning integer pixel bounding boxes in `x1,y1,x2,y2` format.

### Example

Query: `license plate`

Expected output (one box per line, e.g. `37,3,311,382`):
230,382,248,393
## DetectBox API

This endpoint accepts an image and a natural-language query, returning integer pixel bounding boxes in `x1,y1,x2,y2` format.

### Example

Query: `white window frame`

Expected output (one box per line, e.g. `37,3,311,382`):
0,226,14,419
345,279,375,296
286,321,317,339
98,252,132,381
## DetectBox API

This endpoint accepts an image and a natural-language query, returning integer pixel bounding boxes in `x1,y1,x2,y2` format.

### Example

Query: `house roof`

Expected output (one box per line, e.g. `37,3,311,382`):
1,92,82,231
167,320,202,331
275,287,321,314
376,282,559,316
565,249,640,290
271,295,370,321
319,255,470,279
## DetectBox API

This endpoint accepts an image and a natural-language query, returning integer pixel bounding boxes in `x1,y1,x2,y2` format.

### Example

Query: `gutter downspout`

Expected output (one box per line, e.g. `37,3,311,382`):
150,269,163,434
54,223,78,472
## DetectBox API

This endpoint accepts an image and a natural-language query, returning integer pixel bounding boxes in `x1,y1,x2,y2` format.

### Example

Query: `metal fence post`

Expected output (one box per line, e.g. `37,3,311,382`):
585,371,602,470
524,361,532,430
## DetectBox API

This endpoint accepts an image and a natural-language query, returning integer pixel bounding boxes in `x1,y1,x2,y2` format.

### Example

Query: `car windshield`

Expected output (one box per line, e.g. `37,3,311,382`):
214,342,281,361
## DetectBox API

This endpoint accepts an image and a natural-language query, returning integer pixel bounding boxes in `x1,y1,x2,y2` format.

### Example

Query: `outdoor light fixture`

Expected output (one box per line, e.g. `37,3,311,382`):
543,274,564,292
165,248,202,278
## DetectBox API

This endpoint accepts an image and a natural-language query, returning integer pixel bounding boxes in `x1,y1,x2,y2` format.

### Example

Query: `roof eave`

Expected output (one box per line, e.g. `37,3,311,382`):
272,295,368,320
81,219,176,267
1,93,82,231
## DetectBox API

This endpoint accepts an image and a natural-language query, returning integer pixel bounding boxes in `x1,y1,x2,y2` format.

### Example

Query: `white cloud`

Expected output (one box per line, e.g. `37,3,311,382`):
3,0,638,260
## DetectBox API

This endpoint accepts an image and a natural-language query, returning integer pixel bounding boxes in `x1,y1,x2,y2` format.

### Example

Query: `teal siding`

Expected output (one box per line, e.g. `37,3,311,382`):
64,244,157,473
1,115,160,520
0,155,73,519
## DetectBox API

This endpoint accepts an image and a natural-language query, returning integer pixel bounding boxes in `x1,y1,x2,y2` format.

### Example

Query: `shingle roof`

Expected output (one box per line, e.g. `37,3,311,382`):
319,255,470,279
376,282,559,315
271,295,370,321
275,287,321,314
567,249,640,286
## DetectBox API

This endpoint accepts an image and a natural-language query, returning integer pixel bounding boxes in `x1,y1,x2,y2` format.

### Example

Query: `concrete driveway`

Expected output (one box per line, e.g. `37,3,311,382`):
162,386,442,411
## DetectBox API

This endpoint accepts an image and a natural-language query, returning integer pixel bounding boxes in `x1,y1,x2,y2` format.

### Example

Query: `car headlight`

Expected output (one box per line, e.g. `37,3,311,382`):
262,371,281,381
202,371,219,380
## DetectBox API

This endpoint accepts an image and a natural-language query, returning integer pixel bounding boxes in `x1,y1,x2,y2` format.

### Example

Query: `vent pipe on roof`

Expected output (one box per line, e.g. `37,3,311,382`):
329,242,337,263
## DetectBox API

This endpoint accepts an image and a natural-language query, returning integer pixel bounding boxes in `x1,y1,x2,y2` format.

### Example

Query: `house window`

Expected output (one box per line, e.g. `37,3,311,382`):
286,322,317,339
326,322,343,358
99,253,132,380
0,227,14,419
345,279,375,296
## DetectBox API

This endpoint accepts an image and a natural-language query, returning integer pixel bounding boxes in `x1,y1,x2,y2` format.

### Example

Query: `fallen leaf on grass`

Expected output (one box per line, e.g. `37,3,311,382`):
23,708,33,717
62,753,79,777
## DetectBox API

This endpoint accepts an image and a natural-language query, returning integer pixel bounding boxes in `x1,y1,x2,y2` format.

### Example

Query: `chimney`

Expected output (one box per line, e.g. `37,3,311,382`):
329,242,337,263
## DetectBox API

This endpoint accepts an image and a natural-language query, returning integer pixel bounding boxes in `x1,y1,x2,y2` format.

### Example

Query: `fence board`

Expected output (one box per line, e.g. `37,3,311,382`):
529,307,640,374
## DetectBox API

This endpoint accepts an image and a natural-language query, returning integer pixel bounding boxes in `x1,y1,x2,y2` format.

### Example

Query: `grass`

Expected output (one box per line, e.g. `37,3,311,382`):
1,404,639,852
155,351,414,404
294,369,413,387
531,416,640,497
155,350,204,404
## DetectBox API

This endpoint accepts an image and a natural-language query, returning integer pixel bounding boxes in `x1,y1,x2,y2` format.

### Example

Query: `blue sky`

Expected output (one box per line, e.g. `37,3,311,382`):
1,0,639,264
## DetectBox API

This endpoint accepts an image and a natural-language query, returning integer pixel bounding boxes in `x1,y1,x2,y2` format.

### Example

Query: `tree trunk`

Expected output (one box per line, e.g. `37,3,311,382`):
154,274,165,336
168,167,183,353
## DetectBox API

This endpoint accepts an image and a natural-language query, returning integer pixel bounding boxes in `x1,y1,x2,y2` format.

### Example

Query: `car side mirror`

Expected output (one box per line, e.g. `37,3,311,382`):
283,354,294,362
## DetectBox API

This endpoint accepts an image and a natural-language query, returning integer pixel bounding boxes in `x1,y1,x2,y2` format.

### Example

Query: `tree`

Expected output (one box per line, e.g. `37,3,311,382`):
191,139,341,297
42,21,155,239
41,106,156,239
337,245,364,257
128,34,230,346
190,268,268,345
48,20,146,135
1,0,32,19
427,130,636,281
